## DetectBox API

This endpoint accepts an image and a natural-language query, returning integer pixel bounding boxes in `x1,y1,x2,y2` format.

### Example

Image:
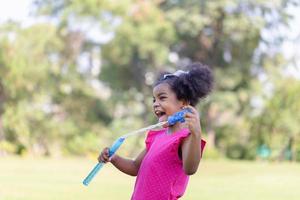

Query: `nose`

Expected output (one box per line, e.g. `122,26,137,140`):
153,100,159,109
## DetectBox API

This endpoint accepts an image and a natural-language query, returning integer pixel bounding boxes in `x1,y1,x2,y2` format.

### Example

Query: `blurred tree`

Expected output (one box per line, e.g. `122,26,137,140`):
159,0,298,154
0,21,112,156
0,0,298,159
250,63,300,161
33,0,176,154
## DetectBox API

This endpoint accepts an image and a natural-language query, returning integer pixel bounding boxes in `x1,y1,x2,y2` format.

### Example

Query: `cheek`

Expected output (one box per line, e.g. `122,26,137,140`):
173,99,184,107
167,101,184,112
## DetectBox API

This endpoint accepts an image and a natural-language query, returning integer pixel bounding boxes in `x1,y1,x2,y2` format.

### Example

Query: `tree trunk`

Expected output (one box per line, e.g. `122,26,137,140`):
128,47,149,156
0,118,4,141
0,81,5,141
206,104,216,149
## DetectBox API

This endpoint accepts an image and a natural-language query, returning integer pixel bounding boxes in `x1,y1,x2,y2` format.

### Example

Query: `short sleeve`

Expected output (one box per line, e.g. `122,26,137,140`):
174,129,207,157
145,130,164,151
173,129,190,147
200,139,206,157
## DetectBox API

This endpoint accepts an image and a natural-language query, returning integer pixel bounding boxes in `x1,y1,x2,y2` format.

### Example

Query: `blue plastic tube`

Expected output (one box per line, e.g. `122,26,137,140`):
82,137,125,186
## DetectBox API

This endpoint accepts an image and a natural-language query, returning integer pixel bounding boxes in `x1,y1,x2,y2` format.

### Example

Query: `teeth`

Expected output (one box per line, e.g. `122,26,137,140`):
155,111,161,115
155,110,165,116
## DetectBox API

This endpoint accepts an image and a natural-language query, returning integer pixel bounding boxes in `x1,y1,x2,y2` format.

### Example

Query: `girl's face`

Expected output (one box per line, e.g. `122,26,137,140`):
152,83,186,122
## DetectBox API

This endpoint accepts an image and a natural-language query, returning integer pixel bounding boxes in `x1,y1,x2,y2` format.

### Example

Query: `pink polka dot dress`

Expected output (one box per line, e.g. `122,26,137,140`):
131,128,206,200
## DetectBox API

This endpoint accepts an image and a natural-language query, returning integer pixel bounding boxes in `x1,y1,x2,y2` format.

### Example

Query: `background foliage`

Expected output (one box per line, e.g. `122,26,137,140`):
0,0,299,161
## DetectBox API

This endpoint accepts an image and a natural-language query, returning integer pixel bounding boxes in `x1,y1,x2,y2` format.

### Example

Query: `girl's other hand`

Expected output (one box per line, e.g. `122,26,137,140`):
98,147,110,163
183,105,202,138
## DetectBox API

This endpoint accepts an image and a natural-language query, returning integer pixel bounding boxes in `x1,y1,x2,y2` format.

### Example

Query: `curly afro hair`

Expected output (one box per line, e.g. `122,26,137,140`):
154,62,214,106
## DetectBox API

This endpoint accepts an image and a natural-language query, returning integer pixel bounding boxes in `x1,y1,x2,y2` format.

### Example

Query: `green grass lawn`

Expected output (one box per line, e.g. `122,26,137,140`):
0,157,299,200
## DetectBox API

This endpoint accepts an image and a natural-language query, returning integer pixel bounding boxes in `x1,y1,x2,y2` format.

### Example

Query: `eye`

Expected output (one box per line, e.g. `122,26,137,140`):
160,96,167,100
152,97,156,103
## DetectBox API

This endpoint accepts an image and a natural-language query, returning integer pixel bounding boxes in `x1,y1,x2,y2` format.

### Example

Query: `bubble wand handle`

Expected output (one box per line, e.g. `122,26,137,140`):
82,137,125,186
167,108,191,126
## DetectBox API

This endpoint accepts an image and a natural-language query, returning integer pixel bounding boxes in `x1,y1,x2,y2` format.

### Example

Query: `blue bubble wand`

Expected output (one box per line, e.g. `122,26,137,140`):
82,109,190,186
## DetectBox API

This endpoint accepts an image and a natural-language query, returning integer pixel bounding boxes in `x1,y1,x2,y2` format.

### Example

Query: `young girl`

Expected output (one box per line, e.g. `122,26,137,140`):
99,62,214,200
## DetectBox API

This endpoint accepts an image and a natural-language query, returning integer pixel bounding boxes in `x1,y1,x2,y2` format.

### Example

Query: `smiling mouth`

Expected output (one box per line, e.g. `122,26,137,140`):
154,110,166,118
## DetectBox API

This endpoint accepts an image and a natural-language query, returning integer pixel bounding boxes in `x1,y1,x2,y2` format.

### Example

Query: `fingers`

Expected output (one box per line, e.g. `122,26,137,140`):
183,106,199,120
182,106,200,126
182,106,202,135
182,105,198,115
184,112,195,119
184,115,197,123
183,105,195,111
98,147,110,163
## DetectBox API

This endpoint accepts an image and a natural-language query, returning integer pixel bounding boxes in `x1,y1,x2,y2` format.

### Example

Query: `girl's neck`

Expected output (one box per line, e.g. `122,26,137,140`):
167,122,187,134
